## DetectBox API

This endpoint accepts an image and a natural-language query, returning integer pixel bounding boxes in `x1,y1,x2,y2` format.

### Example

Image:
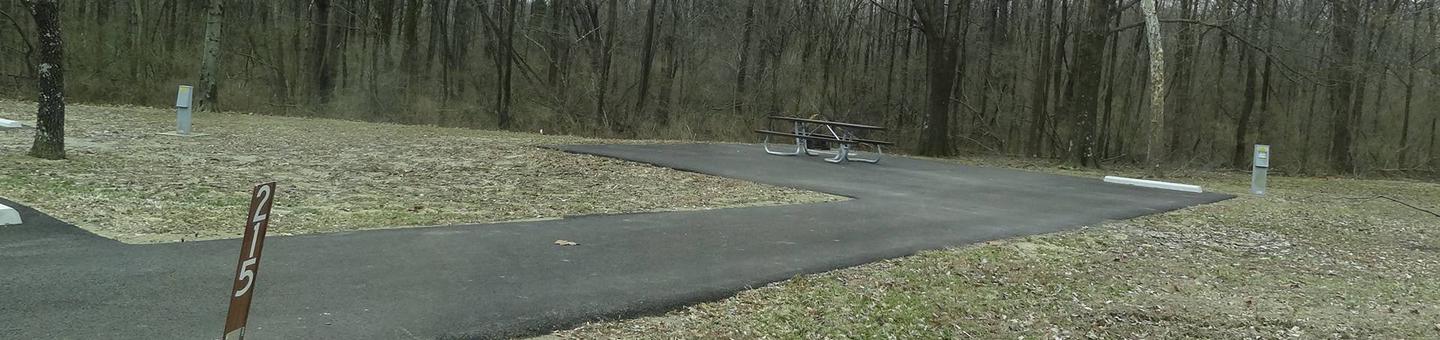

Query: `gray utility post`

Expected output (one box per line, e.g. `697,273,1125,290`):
176,85,194,135
161,85,206,137
1251,144,1270,195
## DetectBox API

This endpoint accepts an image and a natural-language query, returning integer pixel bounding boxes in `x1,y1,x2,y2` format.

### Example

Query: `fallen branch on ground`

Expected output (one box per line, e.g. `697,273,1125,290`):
1346,195,1440,219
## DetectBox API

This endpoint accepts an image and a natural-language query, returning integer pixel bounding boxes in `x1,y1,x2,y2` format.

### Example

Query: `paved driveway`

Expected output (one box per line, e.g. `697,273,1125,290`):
0,143,1230,339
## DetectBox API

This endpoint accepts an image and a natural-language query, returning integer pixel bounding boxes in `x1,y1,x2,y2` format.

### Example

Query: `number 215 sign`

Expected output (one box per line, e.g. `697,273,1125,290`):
223,182,277,340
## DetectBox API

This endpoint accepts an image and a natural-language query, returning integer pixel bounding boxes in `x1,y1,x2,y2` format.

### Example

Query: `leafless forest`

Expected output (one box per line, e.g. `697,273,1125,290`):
2,0,1438,174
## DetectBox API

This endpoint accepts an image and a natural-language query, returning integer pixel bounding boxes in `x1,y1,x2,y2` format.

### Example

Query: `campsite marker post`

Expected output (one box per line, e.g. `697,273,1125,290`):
1251,145,1270,195
223,182,277,340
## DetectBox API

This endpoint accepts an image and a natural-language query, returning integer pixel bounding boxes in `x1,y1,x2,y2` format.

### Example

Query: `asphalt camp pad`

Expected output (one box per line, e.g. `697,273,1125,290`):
0,143,1229,339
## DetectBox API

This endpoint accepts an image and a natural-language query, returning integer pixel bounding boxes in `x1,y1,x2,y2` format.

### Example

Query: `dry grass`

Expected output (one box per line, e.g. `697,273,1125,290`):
555,164,1440,339
0,101,838,243
7,102,1439,338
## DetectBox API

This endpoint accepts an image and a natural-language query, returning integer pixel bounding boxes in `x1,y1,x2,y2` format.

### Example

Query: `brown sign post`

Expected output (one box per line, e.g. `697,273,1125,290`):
223,182,277,340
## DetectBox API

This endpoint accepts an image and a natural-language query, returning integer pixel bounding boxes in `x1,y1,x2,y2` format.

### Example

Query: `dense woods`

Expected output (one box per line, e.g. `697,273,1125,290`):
2,0,1439,174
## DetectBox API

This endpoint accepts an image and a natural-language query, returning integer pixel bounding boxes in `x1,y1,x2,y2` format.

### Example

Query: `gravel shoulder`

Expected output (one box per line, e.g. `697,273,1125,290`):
0,101,837,243
555,163,1440,339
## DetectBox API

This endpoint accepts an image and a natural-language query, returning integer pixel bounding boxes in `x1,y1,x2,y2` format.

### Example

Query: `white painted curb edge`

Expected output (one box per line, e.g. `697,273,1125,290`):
0,203,20,225
1103,176,1203,193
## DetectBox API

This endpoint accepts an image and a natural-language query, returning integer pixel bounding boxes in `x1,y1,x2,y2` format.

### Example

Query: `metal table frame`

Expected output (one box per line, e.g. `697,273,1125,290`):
761,116,885,164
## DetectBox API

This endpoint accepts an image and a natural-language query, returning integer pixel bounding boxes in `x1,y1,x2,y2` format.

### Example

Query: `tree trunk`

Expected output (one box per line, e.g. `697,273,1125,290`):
376,0,396,70
432,0,453,104
1401,67,1415,167
634,0,661,117
594,0,619,131
655,0,680,125
1231,49,1259,169
1399,7,1420,167
1115,24,1146,160
196,0,224,112
1429,116,1438,167
1046,0,1071,156
914,0,965,157
1303,55,1322,171
1098,12,1123,159
1255,0,1276,147
424,0,448,92
1063,0,1110,167
572,1,604,123
400,0,422,92
1327,0,1359,173
545,0,567,91
124,0,141,82
735,0,756,117
973,0,1004,148
883,0,900,112
1354,1,1402,165
1025,0,1055,157
1167,0,1197,156
1139,0,1167,177
338,0,357,92
163,0,178,54
494,0,517,129
310,0,334,105
756,0,786,117
1206,0,1232,160
27,0,65,160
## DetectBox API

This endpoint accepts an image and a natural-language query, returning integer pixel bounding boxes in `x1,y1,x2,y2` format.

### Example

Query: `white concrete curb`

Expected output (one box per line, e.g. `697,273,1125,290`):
1103,176,1203,193
0,203,20,225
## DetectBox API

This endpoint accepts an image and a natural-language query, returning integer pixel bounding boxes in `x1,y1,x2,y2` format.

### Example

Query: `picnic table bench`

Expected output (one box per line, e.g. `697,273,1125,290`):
755,115,892,164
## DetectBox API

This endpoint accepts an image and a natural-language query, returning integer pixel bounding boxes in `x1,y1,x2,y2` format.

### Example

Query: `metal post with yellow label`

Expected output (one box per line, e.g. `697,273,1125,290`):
1251,144,1270,195
161,85,207,137
176,85,193,135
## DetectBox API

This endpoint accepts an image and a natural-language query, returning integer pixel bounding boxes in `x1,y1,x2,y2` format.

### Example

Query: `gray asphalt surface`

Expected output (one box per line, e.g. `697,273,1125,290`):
0,143,1230,339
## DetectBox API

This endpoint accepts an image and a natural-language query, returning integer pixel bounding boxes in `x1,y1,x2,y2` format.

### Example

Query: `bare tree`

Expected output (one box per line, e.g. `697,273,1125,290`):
573,0,620,131
1398,1,1421,168
655,0,682,125
26,0,64,160
1327,0,1359,173
635,0,661,117
1167,0,1197,156
1026,0,1055,157
598,0,619,131
1232,45,1259,168
400,0,422,92
122,0,141,82
735,0,756,117
500,0,518,128
5,0,1440,174
544,0,570,92
310,0,335,104
1062,0,1111,167
911,0,967,157
196,0,224,112
1139,0,1166,177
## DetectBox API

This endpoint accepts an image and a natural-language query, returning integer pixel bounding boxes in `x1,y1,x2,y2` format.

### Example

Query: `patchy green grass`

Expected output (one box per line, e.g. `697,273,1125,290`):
556,167,1440,338
0,101,837,243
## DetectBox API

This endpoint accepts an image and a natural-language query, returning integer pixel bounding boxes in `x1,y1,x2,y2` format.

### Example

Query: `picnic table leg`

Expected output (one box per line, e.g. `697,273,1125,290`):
793,121,819,157
762,122,806,156
847,144,882,164
762,134,805,156
824,143,851,163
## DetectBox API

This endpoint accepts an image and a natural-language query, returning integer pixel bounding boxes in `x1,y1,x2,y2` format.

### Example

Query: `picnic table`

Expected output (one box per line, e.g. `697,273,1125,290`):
754,115,893,164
